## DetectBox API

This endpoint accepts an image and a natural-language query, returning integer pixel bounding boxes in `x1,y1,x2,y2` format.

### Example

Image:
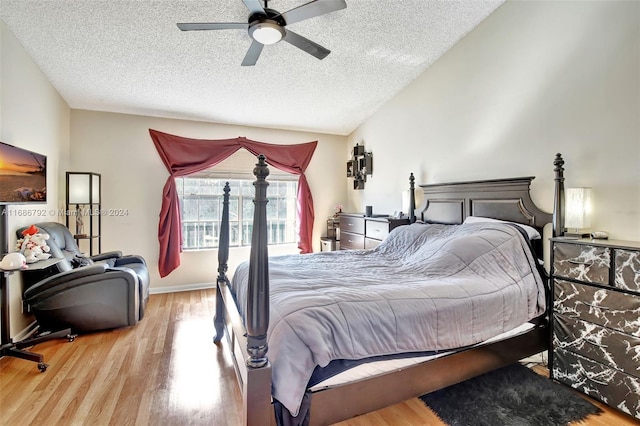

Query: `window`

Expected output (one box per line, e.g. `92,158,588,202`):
176,177,298,250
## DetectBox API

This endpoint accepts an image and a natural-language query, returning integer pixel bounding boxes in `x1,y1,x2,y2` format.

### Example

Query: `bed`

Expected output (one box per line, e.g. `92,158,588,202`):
213,153,567,425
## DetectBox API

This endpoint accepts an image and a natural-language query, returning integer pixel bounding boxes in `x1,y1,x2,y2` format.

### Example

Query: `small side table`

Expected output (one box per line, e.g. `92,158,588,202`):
20,256,68,291
1,258,74,372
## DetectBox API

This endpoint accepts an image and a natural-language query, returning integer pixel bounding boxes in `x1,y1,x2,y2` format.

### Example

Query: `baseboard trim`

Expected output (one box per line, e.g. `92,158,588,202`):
149,282,216,294
15,320,39,342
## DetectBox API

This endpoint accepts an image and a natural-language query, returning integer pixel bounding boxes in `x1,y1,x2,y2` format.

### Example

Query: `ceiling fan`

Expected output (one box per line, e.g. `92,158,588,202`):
177,0,347,66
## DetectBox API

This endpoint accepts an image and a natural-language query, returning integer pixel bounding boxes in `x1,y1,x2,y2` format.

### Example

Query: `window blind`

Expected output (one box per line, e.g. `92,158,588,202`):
189,148,296,181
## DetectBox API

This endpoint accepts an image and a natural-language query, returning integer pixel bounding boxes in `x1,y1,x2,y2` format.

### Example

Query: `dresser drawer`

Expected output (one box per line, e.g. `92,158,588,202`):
615,249,640,293
364,238,381,250
553,242,610,285
339,231,365,250
554,279,640,337
365,220,389,241
553,313,640,376
339,216,365,235
553,348,640,420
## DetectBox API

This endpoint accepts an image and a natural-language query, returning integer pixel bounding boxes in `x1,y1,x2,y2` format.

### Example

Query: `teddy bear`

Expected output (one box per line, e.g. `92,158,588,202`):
16,225,52,264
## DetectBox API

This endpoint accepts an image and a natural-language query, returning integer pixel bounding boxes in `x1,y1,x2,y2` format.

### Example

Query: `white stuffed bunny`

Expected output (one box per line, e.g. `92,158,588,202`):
0,252,27,270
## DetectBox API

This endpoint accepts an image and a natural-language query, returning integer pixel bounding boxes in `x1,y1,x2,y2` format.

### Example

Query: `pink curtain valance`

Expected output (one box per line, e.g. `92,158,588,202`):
149,129,317,277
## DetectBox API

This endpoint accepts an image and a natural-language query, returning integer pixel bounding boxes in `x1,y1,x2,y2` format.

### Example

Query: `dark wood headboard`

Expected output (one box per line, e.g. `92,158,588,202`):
416,176,553,233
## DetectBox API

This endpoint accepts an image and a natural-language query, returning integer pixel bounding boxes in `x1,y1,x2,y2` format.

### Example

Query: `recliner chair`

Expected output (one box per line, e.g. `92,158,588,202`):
17,222,150,333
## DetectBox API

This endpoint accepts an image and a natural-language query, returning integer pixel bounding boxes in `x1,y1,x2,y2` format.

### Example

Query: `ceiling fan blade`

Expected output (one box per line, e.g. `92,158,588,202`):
281,0,347,26
283,29,330,60
177,22,248,31
242,40,264,66
242,0,266,15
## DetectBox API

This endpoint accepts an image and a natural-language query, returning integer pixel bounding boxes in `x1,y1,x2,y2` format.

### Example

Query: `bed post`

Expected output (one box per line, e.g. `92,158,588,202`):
214,182,230,343
245,154,273,425
247,154,270,367
552,153,565,237
409,173,416,223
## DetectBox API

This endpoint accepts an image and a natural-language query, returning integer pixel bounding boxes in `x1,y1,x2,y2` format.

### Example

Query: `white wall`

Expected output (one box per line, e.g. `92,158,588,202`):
69,110,347,290
348,0,640,242
0,21,71,336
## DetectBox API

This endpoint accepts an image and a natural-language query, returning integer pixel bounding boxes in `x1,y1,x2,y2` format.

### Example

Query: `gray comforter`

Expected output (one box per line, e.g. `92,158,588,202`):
230,222,546,416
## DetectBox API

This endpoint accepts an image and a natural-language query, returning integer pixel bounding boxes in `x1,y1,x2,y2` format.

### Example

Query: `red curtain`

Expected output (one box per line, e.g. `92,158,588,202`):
149,129,318,277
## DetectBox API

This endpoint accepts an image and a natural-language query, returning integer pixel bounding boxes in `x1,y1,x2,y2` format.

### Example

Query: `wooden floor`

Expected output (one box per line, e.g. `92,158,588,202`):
1,289,638,425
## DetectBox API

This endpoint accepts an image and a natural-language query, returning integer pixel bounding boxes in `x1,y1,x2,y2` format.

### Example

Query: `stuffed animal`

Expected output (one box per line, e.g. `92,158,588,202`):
16,227,52,264
0,252,27,270
20,224,38,237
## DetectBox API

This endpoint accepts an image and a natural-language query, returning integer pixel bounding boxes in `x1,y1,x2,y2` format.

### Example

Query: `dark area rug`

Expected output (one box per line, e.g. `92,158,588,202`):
420,363,602,426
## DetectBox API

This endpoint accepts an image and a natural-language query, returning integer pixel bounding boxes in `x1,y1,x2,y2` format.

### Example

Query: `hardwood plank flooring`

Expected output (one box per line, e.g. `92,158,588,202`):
0,289,637,425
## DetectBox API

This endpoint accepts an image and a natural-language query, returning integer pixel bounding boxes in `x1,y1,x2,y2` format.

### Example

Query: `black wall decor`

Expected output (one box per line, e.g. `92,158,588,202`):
347,143,372,190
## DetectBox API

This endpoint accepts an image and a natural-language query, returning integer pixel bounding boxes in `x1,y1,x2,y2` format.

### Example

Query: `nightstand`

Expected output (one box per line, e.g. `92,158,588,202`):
338,214,408,250
550,237,640,420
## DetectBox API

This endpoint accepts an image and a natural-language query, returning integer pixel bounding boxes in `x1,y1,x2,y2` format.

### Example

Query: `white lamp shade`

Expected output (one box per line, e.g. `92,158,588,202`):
68,173,100,204
565,187,591,230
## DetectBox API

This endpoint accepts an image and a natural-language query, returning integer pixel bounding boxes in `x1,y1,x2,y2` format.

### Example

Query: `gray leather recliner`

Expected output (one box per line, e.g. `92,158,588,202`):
17,222,150,333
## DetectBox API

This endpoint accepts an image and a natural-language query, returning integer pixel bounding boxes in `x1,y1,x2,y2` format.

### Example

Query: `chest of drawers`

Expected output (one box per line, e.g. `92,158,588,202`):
338,214,408,250
550,238,640,420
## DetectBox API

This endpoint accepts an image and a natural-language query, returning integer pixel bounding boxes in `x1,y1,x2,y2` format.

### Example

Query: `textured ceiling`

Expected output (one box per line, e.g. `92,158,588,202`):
0,0,504,135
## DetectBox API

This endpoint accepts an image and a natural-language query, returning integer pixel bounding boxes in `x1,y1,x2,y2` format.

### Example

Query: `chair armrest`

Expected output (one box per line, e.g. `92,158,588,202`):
25,265,139,308
90,251,123,262
114,255,147,267
24,266,140,329
24,264,110,301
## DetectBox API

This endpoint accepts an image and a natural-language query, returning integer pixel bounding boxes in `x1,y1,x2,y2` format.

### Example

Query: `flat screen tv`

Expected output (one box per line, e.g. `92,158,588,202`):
0,141,47,204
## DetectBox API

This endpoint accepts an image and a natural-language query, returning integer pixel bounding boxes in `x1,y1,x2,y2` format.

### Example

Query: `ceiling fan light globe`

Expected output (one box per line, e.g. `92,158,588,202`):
250,21,284,45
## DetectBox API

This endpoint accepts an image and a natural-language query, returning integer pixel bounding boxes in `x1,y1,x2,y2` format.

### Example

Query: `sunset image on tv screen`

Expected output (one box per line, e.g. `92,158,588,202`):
0,142,46,203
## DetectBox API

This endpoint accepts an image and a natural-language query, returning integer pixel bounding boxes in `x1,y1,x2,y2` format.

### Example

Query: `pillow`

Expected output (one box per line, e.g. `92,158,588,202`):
463,216,541,240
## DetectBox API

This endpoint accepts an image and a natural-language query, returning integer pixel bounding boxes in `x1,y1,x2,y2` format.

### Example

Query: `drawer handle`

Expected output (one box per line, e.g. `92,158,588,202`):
348,239,354,243
568,259,593,266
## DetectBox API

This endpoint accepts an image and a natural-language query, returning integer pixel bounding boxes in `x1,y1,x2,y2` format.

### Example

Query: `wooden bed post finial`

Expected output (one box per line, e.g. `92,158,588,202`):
409,173,416,223
553,153,565,237
246,154,270,368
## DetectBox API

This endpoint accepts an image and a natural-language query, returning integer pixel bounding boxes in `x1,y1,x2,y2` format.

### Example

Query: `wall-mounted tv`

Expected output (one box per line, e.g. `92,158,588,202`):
0,141,47,204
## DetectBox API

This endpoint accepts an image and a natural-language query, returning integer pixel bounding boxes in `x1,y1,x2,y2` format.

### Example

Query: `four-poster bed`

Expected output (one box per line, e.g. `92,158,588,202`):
214,153,566,425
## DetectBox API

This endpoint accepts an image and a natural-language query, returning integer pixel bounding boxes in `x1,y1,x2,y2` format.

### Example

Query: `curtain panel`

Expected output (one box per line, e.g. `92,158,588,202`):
149,129,317,277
